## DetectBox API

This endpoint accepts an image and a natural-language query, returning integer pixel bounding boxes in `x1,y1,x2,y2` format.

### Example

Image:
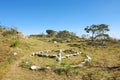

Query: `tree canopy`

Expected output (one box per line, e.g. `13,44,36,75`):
46,29,56,37
84,24,110,41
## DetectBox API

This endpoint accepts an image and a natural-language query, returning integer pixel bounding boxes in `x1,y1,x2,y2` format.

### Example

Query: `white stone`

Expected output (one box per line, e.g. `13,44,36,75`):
81,61,85,64
69,54,74,57
76,52,80,55
86,55,91,61
13,52,17,56
65,55,70,58
32,52,35,56
57,50,62,63
46,66,51,69
30,65,41,70
84,59,90,62
53,41,57,43
62,56,66,58
25,61,29,64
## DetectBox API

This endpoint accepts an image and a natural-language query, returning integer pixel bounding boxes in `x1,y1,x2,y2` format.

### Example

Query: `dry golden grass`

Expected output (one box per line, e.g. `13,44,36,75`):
0,37,120,80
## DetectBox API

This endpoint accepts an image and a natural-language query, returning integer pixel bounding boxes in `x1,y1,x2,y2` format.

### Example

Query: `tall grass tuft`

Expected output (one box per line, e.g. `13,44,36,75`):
10,40,19,48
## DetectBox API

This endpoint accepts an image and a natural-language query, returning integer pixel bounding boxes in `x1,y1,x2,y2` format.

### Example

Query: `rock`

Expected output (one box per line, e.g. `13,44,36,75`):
13,52,17,56
31,52,35,56
81,61,85,64
76,52,80,55
48,55,56,58
69,54,74,57
84,59,90,62
53,41,57,43
73,53,77,56
59,49,62,53
65,55,70,58
56,50,62,63
46,66,51,70
35,52,40,55
46,50,51,53
79,52,82,54
30,65,41,70
86,55,91,61
62,56,66,58
25,61,29,64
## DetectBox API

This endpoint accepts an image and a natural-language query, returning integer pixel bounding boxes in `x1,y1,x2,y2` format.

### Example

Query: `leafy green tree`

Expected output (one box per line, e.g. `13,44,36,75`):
84,24,110,43
84,24,98,41
97,24,110,40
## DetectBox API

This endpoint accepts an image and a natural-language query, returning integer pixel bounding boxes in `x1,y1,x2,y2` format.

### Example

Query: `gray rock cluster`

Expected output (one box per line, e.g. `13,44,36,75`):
30,51,57,58
56,49,62,64
29,49,92,70
62,52,81,58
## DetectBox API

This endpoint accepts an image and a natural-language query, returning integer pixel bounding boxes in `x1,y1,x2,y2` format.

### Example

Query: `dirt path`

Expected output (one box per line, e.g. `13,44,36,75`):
2,54,29,80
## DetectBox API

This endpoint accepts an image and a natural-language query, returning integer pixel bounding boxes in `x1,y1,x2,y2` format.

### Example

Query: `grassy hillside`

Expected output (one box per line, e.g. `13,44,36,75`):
0,28,120,80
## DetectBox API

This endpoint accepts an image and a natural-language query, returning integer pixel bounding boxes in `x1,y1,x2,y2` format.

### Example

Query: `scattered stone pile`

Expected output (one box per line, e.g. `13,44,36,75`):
30,51,57,58
62,52,81,58
28,49,92,70
30,50,82,59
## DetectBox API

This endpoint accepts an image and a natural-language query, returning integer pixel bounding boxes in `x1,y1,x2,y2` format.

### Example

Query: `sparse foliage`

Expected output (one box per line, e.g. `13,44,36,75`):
84,24,110,45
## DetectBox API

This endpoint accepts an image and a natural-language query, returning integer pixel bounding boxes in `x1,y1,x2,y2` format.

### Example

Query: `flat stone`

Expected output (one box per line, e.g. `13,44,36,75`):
30,65,41,70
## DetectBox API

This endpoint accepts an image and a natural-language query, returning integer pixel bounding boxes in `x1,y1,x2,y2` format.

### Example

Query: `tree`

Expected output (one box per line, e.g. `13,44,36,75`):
84,24,98,41
97,24,110,40
46,29,56,37
84,24,110,43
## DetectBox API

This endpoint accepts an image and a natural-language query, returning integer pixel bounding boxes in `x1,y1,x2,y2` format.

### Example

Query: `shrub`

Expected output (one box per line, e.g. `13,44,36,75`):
7,56,13,63
84,61,91,66
10,40,19,48
61,62,68,67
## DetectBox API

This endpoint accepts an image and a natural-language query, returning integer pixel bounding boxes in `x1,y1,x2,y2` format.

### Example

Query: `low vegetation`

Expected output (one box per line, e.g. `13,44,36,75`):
0,24,120,80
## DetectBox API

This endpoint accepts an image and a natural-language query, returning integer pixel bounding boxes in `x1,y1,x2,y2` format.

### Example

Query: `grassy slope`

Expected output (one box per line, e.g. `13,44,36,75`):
0,37,120,80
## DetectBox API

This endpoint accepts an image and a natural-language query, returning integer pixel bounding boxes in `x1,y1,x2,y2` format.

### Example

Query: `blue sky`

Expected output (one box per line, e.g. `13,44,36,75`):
0,0,120,39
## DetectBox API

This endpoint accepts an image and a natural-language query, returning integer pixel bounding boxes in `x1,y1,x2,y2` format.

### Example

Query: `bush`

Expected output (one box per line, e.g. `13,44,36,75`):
10,41,19,48
61,62,68,67
7,55,15,63
84,61,91,66
7,55,13,63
